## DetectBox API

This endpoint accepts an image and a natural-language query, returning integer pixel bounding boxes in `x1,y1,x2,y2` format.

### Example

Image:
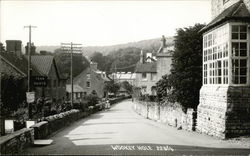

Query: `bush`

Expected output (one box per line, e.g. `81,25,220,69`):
156,24,205,110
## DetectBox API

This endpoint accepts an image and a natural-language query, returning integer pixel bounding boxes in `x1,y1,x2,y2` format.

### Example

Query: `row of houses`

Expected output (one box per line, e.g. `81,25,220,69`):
1,40,67,104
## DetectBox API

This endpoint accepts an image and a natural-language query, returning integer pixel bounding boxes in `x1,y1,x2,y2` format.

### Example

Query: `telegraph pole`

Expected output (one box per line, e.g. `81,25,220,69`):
61,43,82,108
24,25,36,119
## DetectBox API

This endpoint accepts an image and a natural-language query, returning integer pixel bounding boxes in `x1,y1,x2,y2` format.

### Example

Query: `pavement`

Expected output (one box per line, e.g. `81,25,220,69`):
22,99,250,155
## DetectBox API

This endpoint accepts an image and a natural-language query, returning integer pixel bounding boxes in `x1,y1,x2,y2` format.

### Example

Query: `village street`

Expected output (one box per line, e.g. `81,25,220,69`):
22,99,250,155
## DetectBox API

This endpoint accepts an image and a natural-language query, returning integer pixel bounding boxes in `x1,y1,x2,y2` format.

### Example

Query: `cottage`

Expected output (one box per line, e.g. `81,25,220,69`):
197,0,250,138
28,55,67,102
72,62,110,98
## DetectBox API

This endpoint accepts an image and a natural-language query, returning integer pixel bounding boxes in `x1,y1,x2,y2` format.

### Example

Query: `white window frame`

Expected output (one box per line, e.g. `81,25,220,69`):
202,22,250,86
229,23,250,86
203,23,230,86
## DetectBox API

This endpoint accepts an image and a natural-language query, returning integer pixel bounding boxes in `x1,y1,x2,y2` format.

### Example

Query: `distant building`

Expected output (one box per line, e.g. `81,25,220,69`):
72,62,110,98
135,36,173,95
66,84,85,100
197,0,250,138
111,72,136,85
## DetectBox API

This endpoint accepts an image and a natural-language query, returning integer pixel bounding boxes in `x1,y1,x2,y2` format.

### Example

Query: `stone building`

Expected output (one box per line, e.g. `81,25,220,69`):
29,55,67,102
72,62,110,98
197,0,250,138
135,36,173,95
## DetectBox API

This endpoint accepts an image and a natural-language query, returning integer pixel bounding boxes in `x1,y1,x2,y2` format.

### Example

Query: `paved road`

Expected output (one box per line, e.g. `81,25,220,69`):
23,100,250,155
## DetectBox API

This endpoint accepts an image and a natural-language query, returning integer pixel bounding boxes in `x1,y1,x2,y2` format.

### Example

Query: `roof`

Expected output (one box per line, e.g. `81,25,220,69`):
74,67,110,84
66,84,84,93
29,55,54,76
201,1,250,33
28,55,66,80
114,72,136,80
135,62,157,73
0,52,42,77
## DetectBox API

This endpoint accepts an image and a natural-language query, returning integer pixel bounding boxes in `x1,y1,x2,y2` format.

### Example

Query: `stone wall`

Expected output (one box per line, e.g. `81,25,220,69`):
134,100,196,131
0,128,34,154
197,86,250,138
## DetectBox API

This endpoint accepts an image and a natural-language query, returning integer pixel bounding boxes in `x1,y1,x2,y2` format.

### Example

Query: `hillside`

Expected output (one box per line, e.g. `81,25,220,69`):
36,36,174,56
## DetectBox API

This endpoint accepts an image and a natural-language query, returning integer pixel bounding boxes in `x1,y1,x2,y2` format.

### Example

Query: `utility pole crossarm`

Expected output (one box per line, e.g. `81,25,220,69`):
60,42,82,108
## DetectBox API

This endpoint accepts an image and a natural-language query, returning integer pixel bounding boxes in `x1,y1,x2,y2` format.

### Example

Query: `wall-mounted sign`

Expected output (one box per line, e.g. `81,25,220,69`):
31,76,47,87
26,92,35,103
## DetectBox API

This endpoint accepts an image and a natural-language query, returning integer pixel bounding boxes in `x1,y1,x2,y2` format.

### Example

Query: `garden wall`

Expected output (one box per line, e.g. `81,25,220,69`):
134,100,196,131
0,128,34,154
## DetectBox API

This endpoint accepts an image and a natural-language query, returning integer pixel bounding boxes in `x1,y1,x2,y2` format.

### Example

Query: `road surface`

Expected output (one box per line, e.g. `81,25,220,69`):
23,100,250,155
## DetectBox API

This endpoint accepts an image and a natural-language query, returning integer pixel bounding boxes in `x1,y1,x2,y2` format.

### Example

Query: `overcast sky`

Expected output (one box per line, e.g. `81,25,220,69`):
0,0,211,46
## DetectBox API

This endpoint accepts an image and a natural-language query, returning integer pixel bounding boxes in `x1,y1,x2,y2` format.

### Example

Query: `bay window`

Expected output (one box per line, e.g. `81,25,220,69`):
203,23,249,86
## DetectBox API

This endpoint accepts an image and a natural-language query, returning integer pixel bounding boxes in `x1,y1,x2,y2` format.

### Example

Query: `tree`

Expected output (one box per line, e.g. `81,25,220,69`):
54,48,89,78
156,23,205,110
121,81,133,94
104,80,120,96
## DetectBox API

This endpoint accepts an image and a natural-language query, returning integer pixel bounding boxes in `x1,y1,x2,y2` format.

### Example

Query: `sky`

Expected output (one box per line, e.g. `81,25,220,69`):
0,0,211,46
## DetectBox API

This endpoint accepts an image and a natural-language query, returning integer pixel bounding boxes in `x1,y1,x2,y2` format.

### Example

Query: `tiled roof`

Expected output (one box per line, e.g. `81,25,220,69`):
29,55,54,76
135,62,157,73
0,52,42,76
66,84,84,93
74,67,110,83
201,1,250,33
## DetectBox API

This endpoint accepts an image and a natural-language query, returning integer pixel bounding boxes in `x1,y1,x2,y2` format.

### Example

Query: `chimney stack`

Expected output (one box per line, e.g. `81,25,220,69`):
6,40,22,58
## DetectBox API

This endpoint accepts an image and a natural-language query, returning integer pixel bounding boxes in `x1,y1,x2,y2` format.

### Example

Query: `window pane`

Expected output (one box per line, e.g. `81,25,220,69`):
240,33,247,40
240,25,247,32
240,68,247,76
232,25,239,32
232,42,239,56
240,59,247,67
240,42,247,49
240,50,247,56
232,33,238,39
218,77,221,84
240,77,246,84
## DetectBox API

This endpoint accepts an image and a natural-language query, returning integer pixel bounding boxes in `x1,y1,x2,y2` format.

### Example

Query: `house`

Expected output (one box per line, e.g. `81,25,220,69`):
0,40,43,112
28,55,67,102
134,36,173,95
66,84,84,100
1,40,67,104
196,0,250,138
72,61,110,98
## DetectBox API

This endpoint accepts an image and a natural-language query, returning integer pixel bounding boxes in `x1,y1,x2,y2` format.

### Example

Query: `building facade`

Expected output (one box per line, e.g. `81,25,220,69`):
73,62,110,98
197,0,250,138
135,36,173,95
30,55,67,102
